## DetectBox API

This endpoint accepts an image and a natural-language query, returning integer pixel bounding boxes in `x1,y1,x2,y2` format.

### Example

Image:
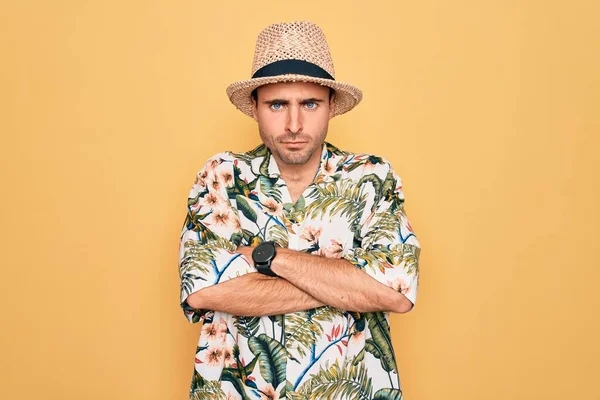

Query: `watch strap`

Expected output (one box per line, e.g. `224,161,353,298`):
256,261,278,277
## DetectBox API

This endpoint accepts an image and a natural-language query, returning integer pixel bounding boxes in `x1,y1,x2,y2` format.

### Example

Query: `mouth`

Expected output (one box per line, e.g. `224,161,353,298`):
281,141,308,148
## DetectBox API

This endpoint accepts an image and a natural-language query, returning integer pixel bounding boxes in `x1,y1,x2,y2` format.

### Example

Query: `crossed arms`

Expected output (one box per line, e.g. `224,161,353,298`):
185,246,413,316
179,157,420,321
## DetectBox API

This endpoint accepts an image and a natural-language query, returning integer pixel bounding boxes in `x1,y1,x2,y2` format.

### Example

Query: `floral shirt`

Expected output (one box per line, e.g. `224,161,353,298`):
179,142,420,400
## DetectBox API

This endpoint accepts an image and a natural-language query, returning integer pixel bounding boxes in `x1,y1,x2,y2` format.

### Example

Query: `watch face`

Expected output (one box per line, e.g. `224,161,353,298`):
253,242,276,263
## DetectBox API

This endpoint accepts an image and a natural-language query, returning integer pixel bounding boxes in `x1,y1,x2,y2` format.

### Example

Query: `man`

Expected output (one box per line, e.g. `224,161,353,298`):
179,21,420,400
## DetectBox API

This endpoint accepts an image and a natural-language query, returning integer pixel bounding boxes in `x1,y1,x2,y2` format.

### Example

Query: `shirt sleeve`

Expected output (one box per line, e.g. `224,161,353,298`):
178,154,256,323
342,162,421,307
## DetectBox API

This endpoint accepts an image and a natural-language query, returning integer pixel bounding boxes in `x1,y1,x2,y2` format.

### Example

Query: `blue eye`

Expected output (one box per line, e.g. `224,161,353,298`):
271,103,283,110
305,102,317,109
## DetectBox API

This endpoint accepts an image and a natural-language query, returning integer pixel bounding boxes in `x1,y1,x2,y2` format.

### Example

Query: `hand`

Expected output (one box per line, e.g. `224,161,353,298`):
237,245,254,266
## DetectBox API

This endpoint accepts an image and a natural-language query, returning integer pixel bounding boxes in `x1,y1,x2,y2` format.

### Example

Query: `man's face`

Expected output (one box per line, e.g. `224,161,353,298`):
251,82,335,166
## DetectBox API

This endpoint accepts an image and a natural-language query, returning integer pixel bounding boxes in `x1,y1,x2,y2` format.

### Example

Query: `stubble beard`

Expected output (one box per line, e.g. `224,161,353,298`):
261,129,328,166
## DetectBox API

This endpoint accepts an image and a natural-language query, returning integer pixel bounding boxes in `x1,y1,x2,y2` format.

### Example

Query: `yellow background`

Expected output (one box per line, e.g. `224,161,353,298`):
1,1,598,399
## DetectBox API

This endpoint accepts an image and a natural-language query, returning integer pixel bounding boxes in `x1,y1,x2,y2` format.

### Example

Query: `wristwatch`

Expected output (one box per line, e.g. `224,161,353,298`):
252,241,278,277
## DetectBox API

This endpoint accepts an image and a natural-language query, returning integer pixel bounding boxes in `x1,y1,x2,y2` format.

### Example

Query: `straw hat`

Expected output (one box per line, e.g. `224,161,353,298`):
226,21,363,117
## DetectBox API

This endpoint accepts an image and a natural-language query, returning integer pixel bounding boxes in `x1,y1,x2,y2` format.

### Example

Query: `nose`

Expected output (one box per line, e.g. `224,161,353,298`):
285,105,303,135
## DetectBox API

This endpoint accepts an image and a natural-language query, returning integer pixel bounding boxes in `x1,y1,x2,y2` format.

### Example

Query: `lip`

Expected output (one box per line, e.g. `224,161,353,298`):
282,142,307,150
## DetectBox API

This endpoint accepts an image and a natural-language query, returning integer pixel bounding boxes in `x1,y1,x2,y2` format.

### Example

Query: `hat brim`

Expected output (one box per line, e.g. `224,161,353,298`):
226,74,363,117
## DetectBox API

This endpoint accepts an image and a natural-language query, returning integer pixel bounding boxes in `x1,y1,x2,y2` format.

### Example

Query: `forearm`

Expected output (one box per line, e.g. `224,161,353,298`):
186,272,325,316
272,249,412,313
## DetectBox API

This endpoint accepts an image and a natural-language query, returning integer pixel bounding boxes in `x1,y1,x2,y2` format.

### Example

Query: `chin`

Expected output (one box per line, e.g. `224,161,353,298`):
273,146,309,164
281,154,311,165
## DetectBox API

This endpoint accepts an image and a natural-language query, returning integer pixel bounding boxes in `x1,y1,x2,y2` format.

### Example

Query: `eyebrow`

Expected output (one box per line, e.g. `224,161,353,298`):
262,97,326,105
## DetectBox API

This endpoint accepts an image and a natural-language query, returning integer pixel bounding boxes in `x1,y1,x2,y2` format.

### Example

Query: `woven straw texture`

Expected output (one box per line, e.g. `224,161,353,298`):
226,21,363,117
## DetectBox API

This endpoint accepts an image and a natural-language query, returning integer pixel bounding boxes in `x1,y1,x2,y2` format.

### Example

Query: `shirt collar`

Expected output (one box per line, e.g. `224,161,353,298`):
266,150,280,178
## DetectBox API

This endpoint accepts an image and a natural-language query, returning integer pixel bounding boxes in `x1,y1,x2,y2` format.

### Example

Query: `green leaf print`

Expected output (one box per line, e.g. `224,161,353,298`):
259,175,283,203
401,243,420,277
220,369,255,400
352,348,365,365
248,333,287,388
180,241,212,275
356,173,383,212
219,369,248,400
269,314,284,328
189,377,227,400
259,153,271,177
365,313,397,373
286,390,309,400
373,388,404,400
218,347,261,400
294,195,305,212
244,143,269,159
180,236,238,279
190,368,205,392
281,380,296,399
241,228,255,243
350,247,395,274
283,196,306,227
268,223,289,248
227,165,257,200
236,195,257,223
188,214,218,242
311,306,345,325
382,169,397,195
230,228,255,246
234,316,261,338
342,155,384,173
362,211,400,248
285,311,315,358
189,312,203,324
305,178,367,222
365,339,396,371
229,344,259,381
285,307,343,358
187,190,206,208
299,359,373,400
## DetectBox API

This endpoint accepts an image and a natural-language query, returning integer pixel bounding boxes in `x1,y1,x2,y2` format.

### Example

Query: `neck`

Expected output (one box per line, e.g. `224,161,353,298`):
274,147,322,185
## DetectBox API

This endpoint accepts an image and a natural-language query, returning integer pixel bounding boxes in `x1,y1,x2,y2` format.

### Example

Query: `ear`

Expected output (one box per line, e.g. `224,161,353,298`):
328,91,336,119
251,96,259,122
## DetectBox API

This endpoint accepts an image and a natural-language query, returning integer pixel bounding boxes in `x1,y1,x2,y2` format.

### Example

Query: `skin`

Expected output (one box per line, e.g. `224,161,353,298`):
252,82,334,202
186,81,413,315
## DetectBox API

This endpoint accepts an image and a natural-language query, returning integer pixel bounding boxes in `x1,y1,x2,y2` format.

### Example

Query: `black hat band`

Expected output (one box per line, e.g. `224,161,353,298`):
252,59,334,80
